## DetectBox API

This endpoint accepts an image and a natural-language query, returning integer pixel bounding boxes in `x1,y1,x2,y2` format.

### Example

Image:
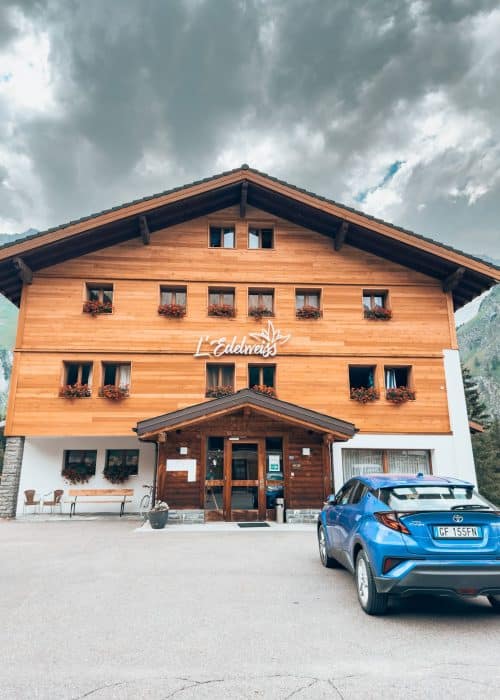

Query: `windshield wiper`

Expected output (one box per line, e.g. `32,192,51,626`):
451,504,490,510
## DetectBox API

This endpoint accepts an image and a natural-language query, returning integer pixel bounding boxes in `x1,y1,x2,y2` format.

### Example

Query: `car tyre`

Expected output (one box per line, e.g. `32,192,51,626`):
355,550,388,616
318,525,340,568
487,595,500,612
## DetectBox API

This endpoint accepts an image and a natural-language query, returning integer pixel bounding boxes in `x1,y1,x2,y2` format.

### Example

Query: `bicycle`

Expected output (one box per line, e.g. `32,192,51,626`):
139,483,154,520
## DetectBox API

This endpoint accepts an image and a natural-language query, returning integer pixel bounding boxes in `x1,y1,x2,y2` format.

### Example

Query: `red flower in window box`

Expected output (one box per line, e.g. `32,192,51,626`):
100,384,129,400
62,465,93,484
83,300,113,316
158,303,186,318
208,303,236,318
350,387,380,403
386,386,416,404
59,383,91,398
251,384,277,398
205,385,234,398
364,305,392,320
248,305,274,320
296,305,321,319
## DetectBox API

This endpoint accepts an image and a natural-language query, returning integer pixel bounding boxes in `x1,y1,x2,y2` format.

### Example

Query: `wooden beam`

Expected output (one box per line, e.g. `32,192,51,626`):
138,215,151,245
334,221,348,251
12,257,33,285
442,267,465,292
240,181,248,218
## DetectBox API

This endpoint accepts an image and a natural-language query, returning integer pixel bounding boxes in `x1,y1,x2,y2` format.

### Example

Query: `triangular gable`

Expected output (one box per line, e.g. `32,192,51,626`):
0,165,498,307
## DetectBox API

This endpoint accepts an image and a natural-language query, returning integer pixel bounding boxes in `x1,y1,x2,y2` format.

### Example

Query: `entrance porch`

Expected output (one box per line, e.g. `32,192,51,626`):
135,389,356,522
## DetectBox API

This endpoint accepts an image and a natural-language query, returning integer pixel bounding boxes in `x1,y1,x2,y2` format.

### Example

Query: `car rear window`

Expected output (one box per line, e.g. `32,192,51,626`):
381,485,495,511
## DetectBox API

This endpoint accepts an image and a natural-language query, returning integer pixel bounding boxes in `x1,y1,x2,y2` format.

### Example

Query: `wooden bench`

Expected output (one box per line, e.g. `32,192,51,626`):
68,489,134,517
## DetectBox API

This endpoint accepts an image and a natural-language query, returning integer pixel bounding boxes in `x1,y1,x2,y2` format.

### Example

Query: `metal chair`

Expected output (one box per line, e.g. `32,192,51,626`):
23,490,40,514
41,489,64,514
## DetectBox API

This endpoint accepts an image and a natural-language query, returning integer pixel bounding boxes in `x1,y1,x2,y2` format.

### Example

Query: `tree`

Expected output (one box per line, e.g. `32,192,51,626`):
473,419,500,507
461,365,490,425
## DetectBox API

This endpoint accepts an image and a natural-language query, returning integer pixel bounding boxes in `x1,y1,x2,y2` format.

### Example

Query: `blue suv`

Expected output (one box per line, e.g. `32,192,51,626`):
317,474,500,615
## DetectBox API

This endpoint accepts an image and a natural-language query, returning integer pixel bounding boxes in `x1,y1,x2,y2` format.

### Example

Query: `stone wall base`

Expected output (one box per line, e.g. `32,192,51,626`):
168,509,205,524
0,437,25,519
285,508,320,524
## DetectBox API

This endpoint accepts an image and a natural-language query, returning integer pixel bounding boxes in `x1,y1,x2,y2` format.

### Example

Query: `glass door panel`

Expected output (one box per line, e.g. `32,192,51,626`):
229,441,264,521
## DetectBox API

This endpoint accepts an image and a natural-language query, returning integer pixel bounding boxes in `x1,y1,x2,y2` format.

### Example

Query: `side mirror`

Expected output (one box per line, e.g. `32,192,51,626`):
324,494,337,506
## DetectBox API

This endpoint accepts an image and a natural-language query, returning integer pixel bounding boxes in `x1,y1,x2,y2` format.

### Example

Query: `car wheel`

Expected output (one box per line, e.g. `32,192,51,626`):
317,525,340,568
355,550,388,616
487,595,500,612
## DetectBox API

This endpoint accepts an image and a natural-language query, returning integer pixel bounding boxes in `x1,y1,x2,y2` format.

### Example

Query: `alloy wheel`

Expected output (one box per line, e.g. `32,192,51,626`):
357,556,369,608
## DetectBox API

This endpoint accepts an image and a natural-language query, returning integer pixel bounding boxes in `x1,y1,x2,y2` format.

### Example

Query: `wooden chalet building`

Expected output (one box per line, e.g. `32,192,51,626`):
0,166,498,521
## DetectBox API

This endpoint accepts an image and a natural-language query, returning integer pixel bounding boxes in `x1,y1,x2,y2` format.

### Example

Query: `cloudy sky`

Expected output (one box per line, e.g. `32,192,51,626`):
0,0,499,264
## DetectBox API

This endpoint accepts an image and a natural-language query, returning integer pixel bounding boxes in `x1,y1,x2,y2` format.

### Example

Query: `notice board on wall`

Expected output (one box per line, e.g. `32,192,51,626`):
166,459,197,482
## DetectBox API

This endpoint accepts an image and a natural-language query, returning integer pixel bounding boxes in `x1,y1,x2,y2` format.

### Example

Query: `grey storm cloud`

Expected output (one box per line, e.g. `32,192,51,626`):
1,0,499,259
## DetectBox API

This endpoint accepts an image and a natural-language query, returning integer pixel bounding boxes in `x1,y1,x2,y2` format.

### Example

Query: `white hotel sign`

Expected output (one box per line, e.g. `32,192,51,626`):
194,320,291,359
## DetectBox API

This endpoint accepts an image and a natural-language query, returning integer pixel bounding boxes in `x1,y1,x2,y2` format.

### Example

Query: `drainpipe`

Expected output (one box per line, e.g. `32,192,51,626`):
152,441,159,508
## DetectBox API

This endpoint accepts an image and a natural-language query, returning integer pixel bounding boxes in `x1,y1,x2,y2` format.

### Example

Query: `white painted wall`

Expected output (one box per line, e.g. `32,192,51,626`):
16,436,156,515
331,431,477,494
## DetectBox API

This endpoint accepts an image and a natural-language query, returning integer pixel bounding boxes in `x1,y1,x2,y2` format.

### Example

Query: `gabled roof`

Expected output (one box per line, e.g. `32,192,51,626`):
134,388,357,441
0,165,498,307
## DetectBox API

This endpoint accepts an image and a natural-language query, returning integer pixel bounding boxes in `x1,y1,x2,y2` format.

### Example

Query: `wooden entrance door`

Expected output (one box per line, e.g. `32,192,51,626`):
225,439,265,521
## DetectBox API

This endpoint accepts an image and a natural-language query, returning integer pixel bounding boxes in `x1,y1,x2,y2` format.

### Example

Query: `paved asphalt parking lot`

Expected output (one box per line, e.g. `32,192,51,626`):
0,519,499,699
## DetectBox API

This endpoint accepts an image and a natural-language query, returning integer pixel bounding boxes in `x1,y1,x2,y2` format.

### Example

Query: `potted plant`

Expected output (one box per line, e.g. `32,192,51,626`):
386,386,416,404
148,501,169,529
248,305,274,321
59,383,91,398
100,384,129,400
364,305,392,320
62,463,94,484
205,385,234,398
350,387,380,403
83,300,113,315
251,384,277,398
208,303,236,318
158,303,186,318
103,462,132,484
296,305,321,319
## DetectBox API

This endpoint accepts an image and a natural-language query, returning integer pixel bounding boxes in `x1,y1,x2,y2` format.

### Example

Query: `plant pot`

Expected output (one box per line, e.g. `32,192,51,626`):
148,510,169,529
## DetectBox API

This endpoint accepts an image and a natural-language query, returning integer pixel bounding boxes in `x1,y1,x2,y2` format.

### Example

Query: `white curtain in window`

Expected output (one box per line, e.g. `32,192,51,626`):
387,450,430,474
385,369,397,388
118,364,131,389
342,449,384,481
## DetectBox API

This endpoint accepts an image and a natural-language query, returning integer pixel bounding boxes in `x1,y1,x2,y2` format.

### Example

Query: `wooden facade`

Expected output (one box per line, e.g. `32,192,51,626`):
1,167,498,520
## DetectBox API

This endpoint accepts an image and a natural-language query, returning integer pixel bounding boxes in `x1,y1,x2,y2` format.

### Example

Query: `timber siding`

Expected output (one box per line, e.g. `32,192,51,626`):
7,206,453,437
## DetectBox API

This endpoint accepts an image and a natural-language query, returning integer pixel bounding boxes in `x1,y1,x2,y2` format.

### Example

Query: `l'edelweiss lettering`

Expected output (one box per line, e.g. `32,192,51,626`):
194,320,291,359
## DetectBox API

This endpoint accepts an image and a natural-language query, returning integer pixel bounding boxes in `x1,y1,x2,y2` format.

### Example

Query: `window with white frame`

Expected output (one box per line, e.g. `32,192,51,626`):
342,448,431,481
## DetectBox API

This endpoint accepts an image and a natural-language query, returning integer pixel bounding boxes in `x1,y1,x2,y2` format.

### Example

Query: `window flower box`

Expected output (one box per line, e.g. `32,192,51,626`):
103,462,133,484
205,385,234,398
100,384,129,400
62,465,94,484
248,305,274,321
350,387,380,403
158,303,186,318
386,386,416,404
296,305,321,320
364,305,392,320
208,303,236,318
251,384,277,398
83,300,113,315
59,383,91,398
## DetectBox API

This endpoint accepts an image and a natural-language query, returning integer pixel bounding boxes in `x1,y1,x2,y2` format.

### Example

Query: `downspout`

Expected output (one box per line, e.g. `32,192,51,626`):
152,441,159,508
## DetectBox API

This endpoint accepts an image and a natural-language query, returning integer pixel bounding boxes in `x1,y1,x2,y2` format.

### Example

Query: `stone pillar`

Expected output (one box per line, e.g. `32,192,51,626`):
0,436,25,518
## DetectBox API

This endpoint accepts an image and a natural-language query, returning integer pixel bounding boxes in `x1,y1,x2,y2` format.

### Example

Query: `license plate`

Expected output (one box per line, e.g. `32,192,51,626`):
433,526,482,539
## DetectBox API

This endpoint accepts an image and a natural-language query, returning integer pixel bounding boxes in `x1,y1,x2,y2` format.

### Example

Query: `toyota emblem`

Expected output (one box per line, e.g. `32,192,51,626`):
453,514,464,523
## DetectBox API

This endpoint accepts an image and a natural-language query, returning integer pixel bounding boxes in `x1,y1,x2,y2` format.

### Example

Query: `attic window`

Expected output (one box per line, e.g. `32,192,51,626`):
209,226,235,248
248,227,273,249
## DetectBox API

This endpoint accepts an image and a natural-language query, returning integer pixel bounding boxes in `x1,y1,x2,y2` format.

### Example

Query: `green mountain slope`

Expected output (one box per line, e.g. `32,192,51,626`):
457,284,500,418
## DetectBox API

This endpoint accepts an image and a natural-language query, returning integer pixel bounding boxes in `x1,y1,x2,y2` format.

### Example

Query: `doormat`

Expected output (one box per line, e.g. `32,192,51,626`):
237,522,270,528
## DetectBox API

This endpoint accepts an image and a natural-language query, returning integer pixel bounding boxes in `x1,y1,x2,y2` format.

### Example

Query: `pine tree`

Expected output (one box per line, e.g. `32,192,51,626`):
473,418,500,507
461,365,490,425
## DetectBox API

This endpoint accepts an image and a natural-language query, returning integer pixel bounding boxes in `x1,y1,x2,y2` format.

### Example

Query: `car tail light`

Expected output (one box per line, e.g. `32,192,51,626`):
374,511,410,535
382,557,406,574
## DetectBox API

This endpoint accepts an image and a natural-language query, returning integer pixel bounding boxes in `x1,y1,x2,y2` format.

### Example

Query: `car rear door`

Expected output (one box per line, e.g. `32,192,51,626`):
337,481,368,551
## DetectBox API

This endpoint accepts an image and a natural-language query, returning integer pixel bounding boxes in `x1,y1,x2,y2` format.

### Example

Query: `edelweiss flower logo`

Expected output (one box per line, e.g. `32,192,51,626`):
249,320,290,352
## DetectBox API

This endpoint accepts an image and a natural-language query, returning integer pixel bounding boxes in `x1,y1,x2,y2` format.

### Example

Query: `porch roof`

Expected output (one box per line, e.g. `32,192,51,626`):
134,389,357,441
